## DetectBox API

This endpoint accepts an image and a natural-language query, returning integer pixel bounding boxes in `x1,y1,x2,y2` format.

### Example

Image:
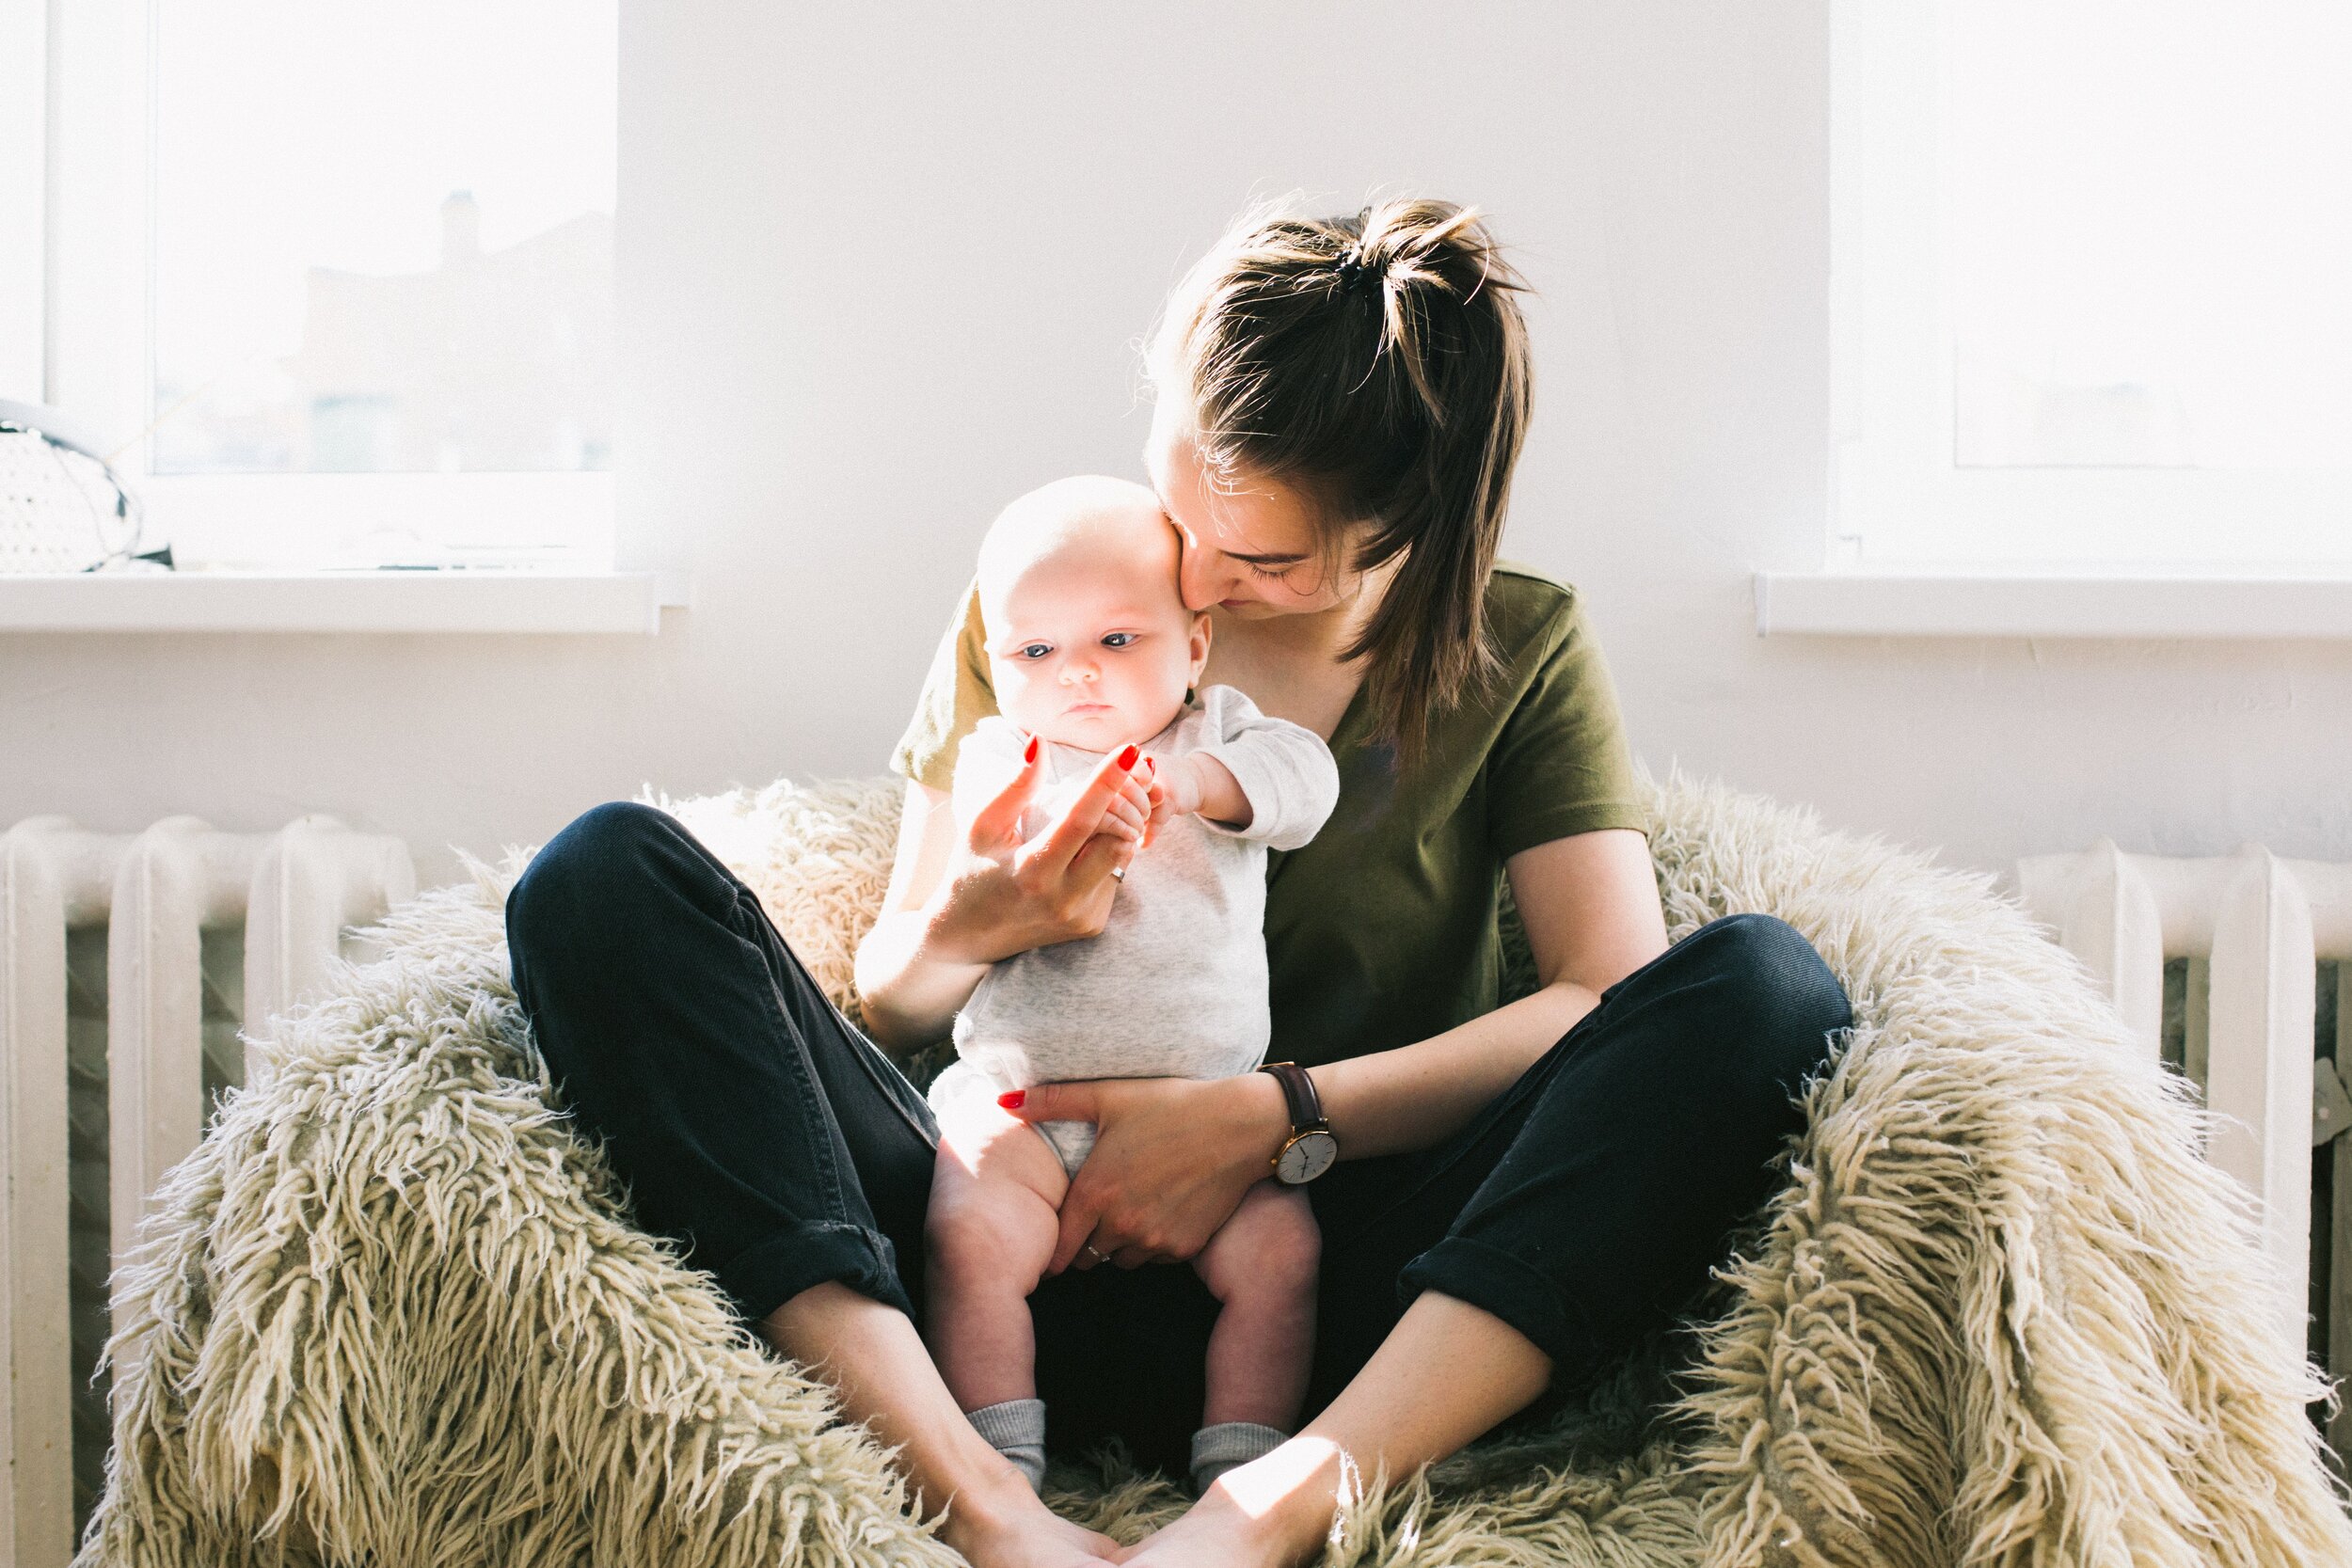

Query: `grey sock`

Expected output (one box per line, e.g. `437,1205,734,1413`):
1190,1420,1287,1494
967,1398,1047,1494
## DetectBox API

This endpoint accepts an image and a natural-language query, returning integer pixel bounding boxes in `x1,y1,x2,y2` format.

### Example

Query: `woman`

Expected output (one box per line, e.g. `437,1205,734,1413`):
505,198,1852,1568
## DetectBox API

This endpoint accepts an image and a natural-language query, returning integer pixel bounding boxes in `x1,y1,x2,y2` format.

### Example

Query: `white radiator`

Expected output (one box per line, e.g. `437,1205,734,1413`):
0,816,414,1568
2017,843,2352,1453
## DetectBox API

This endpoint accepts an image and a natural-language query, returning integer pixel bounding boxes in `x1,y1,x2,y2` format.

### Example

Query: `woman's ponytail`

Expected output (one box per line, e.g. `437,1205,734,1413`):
1151,197,1533,763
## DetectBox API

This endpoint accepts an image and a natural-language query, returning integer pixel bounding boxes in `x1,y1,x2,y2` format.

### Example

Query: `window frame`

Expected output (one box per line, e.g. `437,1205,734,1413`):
1828,0,2352,575
20,0,616,572
0,0,44,401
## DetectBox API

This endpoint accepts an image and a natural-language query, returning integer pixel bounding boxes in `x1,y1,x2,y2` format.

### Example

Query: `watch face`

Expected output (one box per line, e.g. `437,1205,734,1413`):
1276,1130,1338,1184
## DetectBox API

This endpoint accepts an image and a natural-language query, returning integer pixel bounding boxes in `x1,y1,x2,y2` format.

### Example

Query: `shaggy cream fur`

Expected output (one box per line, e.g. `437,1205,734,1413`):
76,776,2352,1566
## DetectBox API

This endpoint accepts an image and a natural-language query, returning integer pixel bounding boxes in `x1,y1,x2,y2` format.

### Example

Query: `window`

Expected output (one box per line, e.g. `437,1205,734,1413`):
24,0,617,570
1831,1,2352,571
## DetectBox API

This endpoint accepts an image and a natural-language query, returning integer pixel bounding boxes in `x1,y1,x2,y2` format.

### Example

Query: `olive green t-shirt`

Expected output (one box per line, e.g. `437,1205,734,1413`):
889,563,1648,1069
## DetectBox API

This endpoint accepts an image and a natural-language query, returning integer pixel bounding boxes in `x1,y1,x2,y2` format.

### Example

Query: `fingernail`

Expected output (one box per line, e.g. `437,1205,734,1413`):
1117,744,1139,770
1143,756,1155,775
1024,735,1040,765
997,1089,1025,1109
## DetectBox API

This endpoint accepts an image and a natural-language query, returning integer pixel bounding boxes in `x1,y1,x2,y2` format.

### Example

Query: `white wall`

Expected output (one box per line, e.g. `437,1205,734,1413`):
6,2,2348,889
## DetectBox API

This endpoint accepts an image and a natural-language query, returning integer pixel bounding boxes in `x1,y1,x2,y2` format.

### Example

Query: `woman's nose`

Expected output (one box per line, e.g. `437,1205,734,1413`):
1177,548,1228,611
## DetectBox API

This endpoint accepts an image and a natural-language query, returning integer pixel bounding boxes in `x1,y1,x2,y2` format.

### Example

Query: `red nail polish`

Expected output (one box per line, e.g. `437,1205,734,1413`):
1024,735,1040,765
997,1089,1025,1109
1117,743,1139,770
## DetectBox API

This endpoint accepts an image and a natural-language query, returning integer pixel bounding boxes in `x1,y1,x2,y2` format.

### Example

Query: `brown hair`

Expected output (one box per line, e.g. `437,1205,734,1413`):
1151,197,1533,761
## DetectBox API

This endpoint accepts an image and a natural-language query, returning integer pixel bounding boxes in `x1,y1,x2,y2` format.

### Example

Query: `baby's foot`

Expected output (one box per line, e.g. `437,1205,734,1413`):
936,1477,1122,1568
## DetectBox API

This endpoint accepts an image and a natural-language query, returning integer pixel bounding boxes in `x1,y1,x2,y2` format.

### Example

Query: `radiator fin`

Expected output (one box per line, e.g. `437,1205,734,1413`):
0,815,415,1567
65,928,109,1542
2020,847,2352,1476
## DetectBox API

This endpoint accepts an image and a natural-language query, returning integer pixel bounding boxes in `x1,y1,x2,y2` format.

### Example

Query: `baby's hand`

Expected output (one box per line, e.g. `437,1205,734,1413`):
1139,753,1201,838
1141,752,1252,836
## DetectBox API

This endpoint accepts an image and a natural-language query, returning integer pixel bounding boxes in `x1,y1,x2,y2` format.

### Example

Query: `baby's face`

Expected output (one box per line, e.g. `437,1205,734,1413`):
983,530,1206,751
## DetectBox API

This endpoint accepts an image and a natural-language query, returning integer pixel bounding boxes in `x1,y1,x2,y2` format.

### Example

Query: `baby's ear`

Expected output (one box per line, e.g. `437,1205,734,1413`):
1188,610,1213,682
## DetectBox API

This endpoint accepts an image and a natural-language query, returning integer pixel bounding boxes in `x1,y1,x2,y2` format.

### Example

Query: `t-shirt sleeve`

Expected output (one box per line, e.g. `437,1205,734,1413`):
890,581,999,793
1486,595,1649,859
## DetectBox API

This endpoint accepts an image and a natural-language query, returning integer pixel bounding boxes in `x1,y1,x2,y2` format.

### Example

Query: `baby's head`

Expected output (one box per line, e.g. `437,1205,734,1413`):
977,475,1208,751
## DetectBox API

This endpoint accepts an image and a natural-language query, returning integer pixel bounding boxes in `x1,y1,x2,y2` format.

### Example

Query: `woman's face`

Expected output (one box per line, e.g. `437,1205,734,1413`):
1144,399,1358,621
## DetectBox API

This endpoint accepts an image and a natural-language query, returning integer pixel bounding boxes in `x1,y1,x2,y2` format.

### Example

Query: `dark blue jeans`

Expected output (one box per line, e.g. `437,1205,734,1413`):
504,800,1851,1478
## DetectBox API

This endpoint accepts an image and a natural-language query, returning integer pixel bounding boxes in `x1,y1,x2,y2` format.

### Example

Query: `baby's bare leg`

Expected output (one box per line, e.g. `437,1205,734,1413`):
1190,1180,1321,1429
924,1101,1072,1412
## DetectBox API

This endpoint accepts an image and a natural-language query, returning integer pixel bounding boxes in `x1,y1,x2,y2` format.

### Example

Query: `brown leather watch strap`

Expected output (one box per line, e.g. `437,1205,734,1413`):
1258,1061,1326,1131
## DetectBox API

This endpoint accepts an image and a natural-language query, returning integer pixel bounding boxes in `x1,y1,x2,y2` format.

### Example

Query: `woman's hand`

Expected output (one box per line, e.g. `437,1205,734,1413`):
998,1071,1293,1273
929,739,1153,966
855,743,1153,1050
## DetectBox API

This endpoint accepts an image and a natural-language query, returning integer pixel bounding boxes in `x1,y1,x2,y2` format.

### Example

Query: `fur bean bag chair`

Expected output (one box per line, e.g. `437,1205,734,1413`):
78,776,2352,1567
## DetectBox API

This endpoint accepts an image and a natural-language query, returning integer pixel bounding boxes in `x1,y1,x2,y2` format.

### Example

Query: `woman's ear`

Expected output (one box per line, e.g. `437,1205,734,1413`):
1187,610,1213,688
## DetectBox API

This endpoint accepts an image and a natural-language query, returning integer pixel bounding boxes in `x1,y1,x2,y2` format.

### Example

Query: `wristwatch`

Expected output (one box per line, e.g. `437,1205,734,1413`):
1257,1061,1338,1184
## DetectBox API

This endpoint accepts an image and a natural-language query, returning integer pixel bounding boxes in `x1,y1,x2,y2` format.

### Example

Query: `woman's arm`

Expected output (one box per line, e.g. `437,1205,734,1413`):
853,751,1157,1051
1311,826,1667,1157
1005,826,1669,1272
854,783,994,1048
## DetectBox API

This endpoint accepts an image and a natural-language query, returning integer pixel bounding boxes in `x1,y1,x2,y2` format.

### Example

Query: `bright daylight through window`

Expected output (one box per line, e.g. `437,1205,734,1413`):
1946,5,2350,474
128,0,616,567
155,2,613,483
1833,1,2352,570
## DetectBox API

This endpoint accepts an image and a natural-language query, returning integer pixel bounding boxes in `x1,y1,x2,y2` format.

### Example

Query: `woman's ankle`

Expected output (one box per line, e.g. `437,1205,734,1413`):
1200,1436,1356,1561
932,1459,1056,1543
1190,1420,1288,1494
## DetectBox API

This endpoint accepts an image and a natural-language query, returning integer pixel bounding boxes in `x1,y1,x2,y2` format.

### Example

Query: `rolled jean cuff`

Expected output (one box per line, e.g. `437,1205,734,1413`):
1395,1236,1608,1379
714,1220,912,1323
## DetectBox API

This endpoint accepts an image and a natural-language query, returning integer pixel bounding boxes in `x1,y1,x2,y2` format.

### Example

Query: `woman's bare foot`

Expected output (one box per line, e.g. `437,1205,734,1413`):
935,1471,1125,1568
1112,1438,1355,1568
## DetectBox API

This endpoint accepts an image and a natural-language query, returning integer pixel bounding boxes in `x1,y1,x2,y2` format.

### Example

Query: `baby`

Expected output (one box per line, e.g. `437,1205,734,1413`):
921,475,1341,1498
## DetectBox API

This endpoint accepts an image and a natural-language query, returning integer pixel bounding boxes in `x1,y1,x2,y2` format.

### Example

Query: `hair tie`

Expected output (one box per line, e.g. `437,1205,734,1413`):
1334,247,1377,294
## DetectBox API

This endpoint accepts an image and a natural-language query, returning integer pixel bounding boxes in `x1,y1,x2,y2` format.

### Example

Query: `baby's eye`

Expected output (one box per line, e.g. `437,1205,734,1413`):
1100,632,1137,648
1019,642,1053,660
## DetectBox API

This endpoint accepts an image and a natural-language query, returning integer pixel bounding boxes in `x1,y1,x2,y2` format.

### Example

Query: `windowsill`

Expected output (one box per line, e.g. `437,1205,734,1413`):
1754,569,2352,640
0,569,687,634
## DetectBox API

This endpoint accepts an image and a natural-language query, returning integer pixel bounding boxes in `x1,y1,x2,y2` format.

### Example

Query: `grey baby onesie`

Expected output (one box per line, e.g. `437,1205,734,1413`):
927,684,1341,1175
